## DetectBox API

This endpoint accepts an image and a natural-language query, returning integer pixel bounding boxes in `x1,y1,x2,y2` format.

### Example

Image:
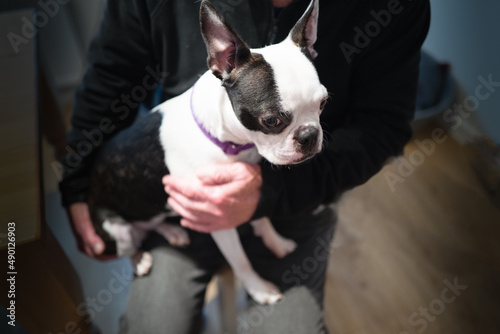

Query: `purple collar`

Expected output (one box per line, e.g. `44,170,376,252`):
190,83,255,155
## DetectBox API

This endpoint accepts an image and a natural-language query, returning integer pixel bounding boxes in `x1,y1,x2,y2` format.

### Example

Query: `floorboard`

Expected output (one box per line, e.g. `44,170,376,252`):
324,123,500,334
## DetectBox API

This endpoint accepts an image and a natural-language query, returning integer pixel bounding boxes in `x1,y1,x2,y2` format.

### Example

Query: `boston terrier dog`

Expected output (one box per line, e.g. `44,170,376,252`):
88,0,327,304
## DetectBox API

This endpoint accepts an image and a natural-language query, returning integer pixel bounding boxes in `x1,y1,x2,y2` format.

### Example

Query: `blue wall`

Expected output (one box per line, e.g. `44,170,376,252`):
423,0,500,143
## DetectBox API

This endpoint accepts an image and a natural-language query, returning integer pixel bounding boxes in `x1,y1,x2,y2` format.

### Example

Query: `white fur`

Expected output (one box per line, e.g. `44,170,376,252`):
153,37,325,303
103,213,190,275
157,72,262,176
250,38,328,164
112,0,325,303
251,217,297,258
157,37,327,169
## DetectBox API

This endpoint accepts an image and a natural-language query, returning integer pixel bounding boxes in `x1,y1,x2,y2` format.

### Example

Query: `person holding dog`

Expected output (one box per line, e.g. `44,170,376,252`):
60,0,430,333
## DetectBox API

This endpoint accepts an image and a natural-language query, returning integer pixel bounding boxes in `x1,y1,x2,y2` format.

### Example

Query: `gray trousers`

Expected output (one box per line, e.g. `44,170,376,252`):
119,206,336,334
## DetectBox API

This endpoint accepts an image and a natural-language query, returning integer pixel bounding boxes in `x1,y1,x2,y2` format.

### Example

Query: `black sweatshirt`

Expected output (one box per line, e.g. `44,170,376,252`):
60,0,430,225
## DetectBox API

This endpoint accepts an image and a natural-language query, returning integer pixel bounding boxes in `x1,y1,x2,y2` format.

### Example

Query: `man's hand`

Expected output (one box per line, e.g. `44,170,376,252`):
163,162,262,233
67,202,111,260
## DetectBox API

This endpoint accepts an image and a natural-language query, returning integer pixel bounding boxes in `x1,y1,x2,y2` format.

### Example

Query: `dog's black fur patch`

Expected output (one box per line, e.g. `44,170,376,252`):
87,111,170,253
224,54,292,135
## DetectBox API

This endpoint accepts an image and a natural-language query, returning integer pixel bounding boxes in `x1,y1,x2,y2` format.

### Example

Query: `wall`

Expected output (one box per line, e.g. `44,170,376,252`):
423,0,500,143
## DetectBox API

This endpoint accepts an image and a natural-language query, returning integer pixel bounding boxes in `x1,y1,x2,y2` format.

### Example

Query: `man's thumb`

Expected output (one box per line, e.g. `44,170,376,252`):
197,164,235,185
88,233,105,255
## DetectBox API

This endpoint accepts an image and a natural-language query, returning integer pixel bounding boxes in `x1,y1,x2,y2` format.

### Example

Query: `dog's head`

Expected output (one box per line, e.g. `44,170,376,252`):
200,0,327,165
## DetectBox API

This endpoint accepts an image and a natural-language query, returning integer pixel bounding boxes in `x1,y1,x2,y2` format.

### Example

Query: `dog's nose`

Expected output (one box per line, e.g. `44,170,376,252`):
294,125,319,153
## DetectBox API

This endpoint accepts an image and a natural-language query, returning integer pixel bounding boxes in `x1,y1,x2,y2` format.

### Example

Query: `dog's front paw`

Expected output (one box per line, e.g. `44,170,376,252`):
264,234,297,259
131,251,153,276
251,218,297,258
155,223,190,247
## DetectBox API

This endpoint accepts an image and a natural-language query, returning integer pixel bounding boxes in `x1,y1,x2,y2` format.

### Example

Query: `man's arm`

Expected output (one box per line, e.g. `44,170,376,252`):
253,0,431,221
59,0,156,206
59,0,158,257
162,1,431,232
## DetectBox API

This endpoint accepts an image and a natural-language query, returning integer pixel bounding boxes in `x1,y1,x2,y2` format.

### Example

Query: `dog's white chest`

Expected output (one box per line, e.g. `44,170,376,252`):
156,85,261,176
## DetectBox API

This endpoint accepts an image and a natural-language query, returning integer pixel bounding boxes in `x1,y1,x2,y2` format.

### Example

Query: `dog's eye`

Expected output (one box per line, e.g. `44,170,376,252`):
320,99,328,110
262,116,282,128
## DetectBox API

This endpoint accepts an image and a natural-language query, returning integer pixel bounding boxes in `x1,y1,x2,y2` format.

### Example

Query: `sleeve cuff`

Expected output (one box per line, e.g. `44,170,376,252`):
59,178,89,207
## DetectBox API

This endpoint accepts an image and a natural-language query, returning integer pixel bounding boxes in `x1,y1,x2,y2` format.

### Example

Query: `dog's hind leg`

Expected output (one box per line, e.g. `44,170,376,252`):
103,218,152,276
211,228,283,304
133,213,191,247
250,217,297,258
155,223,190,247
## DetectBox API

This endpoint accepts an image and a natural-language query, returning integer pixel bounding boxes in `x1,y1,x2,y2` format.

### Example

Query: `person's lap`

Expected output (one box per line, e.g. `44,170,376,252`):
119,206,336,334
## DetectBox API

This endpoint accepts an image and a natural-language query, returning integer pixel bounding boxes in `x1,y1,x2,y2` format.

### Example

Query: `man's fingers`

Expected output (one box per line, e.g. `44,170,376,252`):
167,197,210,224
88,234,105,255
197,162,260,185
180,219,216,233
75,218,105,255
78,229,104,256
82,233,113,259
197,165,234,185
67,202,115,260
164,175,204,200
69,214,104,256
83,244,97,257
161,162,262,233
167,189,218,215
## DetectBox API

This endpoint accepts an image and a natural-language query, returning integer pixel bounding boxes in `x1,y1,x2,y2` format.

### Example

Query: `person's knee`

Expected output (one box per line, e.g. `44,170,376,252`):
119,246,212,334
240,286,328,334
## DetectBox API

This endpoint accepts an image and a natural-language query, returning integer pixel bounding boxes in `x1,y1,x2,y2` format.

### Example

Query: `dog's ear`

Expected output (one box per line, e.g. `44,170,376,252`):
289,0,319,59
200,0,252,80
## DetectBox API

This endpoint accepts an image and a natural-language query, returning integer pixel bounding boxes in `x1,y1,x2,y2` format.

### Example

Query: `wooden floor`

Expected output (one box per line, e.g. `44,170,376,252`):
324,123,500,334
40,118,500,334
